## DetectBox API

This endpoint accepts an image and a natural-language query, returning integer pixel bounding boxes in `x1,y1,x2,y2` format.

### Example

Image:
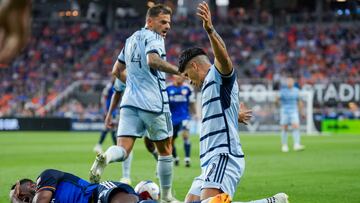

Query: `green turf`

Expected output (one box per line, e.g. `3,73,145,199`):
1,131,359,202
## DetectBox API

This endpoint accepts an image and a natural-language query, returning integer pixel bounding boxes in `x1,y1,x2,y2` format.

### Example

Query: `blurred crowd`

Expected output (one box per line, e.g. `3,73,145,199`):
0,21,104,117
0,20,359,118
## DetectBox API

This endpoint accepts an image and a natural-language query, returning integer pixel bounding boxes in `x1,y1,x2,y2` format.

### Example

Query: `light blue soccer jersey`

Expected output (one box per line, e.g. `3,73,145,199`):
113,78,126,93
200,65,244,168
117,28,169,113
279,86,300,114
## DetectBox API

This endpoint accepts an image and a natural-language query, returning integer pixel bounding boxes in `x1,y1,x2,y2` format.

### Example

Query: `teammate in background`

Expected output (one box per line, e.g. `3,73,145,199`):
178,2,288,203
277,76,305,152
0,0,31,64
166,75,196,167
90,4,181,203
104,78,158,185
9,169,156,203
93,79,117,154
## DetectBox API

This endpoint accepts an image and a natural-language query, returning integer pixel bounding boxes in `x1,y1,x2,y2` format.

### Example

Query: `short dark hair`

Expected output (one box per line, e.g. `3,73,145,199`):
11,178,33,190
146,4,172,19
178,47,207,73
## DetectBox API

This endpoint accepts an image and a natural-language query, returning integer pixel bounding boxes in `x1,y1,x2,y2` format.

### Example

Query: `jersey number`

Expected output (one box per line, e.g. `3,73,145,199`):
131,43,142,68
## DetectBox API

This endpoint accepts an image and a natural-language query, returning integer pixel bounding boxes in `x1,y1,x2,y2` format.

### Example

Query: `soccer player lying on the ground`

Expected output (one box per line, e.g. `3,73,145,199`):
90,3,181,203
9,169,158,203
178,2,288,203
276,76,305,152
0,0,31,64
103,76,159,185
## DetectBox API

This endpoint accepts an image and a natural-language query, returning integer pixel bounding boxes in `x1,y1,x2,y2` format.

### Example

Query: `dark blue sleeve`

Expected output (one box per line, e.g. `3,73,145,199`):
36,169,65,193
36,169,83,193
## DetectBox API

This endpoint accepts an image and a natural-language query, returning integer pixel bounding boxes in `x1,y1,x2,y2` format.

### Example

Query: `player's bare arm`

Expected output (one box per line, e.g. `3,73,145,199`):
197,1,232,75
111,61,127,83
0,0,31,64
189,102,197,119
238,102,252,125
298,99,305,118
105,91,122,129
32,190,53,203
147,53,180,75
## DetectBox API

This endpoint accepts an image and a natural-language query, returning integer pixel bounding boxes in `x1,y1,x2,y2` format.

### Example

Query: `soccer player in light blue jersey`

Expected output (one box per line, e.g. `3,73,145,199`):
103,78,158,185
90,4,181,203
178,2,288,203
167,75,197,167
277,76,305,152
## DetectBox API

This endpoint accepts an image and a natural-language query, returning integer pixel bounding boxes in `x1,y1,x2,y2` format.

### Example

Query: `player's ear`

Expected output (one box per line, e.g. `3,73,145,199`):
146,17,153,28
190,61,198,71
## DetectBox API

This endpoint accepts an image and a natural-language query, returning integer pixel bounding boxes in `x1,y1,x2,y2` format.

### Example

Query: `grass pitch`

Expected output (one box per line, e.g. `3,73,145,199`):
0,131,359,203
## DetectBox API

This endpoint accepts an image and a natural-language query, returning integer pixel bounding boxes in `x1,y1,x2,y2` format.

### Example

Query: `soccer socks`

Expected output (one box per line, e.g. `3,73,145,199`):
293,129,301,146
281,129,288,145
104,145,127,164
122,151,133,179
184,138,191,158
157,155,174,199
111,131,117,145
172,144,177,159
98,130,108,144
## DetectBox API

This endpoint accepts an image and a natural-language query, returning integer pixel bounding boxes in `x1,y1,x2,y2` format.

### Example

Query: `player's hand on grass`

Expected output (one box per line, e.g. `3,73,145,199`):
238,102,252,125
197,1,214,34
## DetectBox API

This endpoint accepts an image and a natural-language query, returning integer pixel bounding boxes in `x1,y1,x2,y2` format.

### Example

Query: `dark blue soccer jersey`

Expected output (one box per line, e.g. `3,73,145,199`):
166,84,194,126
36,169,138,203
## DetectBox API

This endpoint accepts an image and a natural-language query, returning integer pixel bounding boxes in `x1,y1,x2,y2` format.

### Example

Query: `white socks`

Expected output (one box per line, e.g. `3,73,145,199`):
122,151,133,179
157,155,174,199
104,145,127,164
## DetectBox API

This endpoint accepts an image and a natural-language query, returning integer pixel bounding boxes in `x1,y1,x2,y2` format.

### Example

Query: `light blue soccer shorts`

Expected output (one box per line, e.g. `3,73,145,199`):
187,153,245,198
117,107,173,141
280,110,300,126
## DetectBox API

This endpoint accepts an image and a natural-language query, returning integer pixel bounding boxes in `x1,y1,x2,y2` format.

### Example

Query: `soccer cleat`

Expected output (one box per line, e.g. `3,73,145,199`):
208,193,231,203
174,157,179,166
120,177,132,185
93,144,103,154
160,196,182,203
281,145,289,152
89,153,107,183
293,144,305,151
184,158,191,167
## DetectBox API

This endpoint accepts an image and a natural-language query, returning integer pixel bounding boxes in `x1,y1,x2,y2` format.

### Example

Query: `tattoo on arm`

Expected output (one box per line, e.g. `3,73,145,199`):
148,53,179,75
211,29,226,49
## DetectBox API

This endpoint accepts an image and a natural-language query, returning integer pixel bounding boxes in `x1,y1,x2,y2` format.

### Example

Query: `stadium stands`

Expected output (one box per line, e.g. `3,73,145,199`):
1,19,359,119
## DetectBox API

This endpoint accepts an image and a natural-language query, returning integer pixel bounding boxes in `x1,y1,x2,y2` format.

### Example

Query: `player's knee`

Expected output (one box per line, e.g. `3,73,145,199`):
185,193,200,203
282,125,288,130
154,138,172,155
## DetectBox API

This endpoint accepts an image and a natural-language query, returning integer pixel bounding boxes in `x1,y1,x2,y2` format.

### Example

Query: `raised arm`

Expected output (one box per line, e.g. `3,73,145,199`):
147,53,180,75
197,1,232,75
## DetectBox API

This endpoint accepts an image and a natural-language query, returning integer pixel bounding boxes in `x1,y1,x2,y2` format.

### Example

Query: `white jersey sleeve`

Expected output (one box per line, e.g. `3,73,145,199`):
117,47,125,64
113,78,126,92
144,31,165,58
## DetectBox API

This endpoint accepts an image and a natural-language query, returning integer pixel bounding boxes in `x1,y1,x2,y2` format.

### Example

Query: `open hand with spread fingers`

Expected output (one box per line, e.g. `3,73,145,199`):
196,1,214,33
238,102,252,125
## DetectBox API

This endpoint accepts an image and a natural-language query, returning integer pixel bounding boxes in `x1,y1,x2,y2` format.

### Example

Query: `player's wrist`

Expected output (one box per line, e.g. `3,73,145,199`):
206,26,214,34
